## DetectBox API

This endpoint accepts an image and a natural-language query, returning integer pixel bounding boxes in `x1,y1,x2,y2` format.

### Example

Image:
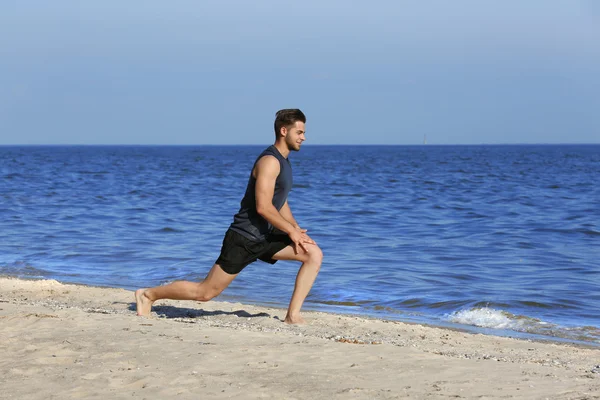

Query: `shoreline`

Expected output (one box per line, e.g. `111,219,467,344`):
2,277,599,399
3,274,599,348
3,274,598,348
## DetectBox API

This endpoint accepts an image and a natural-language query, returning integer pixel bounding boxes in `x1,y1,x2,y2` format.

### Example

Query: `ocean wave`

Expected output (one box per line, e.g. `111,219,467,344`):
0,262,52,279
446,307,600,343
447,307,523,330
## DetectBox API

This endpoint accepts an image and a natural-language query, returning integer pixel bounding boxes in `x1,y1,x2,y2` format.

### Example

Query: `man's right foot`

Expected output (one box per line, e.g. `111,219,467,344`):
135,289,153,316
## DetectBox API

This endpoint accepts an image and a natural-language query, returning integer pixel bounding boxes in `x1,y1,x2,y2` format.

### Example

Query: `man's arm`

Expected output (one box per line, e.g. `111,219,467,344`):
254,156,314,252
280,200,301,230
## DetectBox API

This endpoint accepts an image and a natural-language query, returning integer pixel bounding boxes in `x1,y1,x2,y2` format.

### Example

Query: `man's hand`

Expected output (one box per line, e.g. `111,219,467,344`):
289,227,316,254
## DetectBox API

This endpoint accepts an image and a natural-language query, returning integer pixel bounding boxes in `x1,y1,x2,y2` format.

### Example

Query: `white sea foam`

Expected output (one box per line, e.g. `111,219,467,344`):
446,307,600,344
446,307,525,330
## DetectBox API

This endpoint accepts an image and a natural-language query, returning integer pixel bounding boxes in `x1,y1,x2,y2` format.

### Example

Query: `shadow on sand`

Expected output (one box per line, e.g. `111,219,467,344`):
128,303,272,319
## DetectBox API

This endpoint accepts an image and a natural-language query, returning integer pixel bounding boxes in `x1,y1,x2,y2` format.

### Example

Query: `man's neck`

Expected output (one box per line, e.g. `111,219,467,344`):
273,141,290,159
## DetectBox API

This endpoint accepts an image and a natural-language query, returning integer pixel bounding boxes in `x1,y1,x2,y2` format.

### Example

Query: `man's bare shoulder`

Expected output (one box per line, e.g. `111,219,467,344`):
253,155,280,178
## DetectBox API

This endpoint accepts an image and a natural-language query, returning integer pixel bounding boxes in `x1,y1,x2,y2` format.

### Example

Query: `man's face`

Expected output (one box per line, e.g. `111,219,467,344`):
283,121,306,151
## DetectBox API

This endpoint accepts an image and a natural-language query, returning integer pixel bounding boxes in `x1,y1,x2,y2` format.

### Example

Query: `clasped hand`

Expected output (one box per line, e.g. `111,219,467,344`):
289,227,316,254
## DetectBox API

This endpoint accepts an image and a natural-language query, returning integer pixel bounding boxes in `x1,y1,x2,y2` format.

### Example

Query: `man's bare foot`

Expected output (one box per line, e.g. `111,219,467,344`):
284,313,306,325
135,289,153,316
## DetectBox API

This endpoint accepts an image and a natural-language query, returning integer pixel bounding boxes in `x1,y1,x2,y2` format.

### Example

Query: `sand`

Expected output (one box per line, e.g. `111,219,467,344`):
0,278,598,399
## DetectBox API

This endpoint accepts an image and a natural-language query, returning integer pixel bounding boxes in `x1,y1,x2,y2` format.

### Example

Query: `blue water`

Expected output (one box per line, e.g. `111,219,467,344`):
1,145,599,344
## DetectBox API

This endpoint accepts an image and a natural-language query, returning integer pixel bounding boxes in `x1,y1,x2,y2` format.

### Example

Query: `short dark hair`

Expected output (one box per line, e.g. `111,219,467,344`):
274,109,306,136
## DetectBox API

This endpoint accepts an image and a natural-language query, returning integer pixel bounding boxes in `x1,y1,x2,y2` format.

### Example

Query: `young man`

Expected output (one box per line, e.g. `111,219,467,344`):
135,109,322,324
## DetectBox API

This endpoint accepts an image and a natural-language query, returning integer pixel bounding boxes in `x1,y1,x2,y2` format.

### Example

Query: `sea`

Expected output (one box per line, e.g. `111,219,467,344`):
1,144,599,345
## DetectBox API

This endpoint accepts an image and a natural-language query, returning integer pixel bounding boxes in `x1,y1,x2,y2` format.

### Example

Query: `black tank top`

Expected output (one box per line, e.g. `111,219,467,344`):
229,145,293,241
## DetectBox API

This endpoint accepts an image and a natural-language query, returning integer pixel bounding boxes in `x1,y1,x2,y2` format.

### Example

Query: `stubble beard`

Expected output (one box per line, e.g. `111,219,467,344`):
286,139,301,152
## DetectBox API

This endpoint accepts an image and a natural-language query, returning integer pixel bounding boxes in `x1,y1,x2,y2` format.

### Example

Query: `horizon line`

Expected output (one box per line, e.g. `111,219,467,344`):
1,143,599,147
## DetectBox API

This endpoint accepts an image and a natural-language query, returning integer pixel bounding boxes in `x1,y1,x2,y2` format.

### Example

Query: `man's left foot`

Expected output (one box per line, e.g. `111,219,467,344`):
284,314,306,325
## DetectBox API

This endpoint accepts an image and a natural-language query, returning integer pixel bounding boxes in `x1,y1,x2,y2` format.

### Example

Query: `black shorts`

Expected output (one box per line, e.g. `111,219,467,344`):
215,229,293,275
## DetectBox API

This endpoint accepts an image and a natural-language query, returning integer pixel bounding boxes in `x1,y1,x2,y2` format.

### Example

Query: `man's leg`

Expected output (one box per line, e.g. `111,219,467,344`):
271,243,323,324
135,264,237,316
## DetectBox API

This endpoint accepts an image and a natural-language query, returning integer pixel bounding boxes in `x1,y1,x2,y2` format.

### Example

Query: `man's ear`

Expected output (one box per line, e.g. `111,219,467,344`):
280,126,288,137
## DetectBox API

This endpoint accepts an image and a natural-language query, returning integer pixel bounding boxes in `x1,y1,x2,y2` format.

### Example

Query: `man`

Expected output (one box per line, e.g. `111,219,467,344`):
135,109,322,324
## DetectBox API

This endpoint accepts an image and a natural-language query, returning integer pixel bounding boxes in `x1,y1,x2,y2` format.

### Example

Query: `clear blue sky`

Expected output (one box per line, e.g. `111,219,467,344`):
1,1,599,145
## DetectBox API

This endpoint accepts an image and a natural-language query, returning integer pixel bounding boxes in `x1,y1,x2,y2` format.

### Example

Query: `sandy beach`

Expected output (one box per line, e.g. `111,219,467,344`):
1,278,598,399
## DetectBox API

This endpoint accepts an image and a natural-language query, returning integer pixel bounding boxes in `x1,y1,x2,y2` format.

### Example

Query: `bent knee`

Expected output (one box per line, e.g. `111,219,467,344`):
306,244,324,265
